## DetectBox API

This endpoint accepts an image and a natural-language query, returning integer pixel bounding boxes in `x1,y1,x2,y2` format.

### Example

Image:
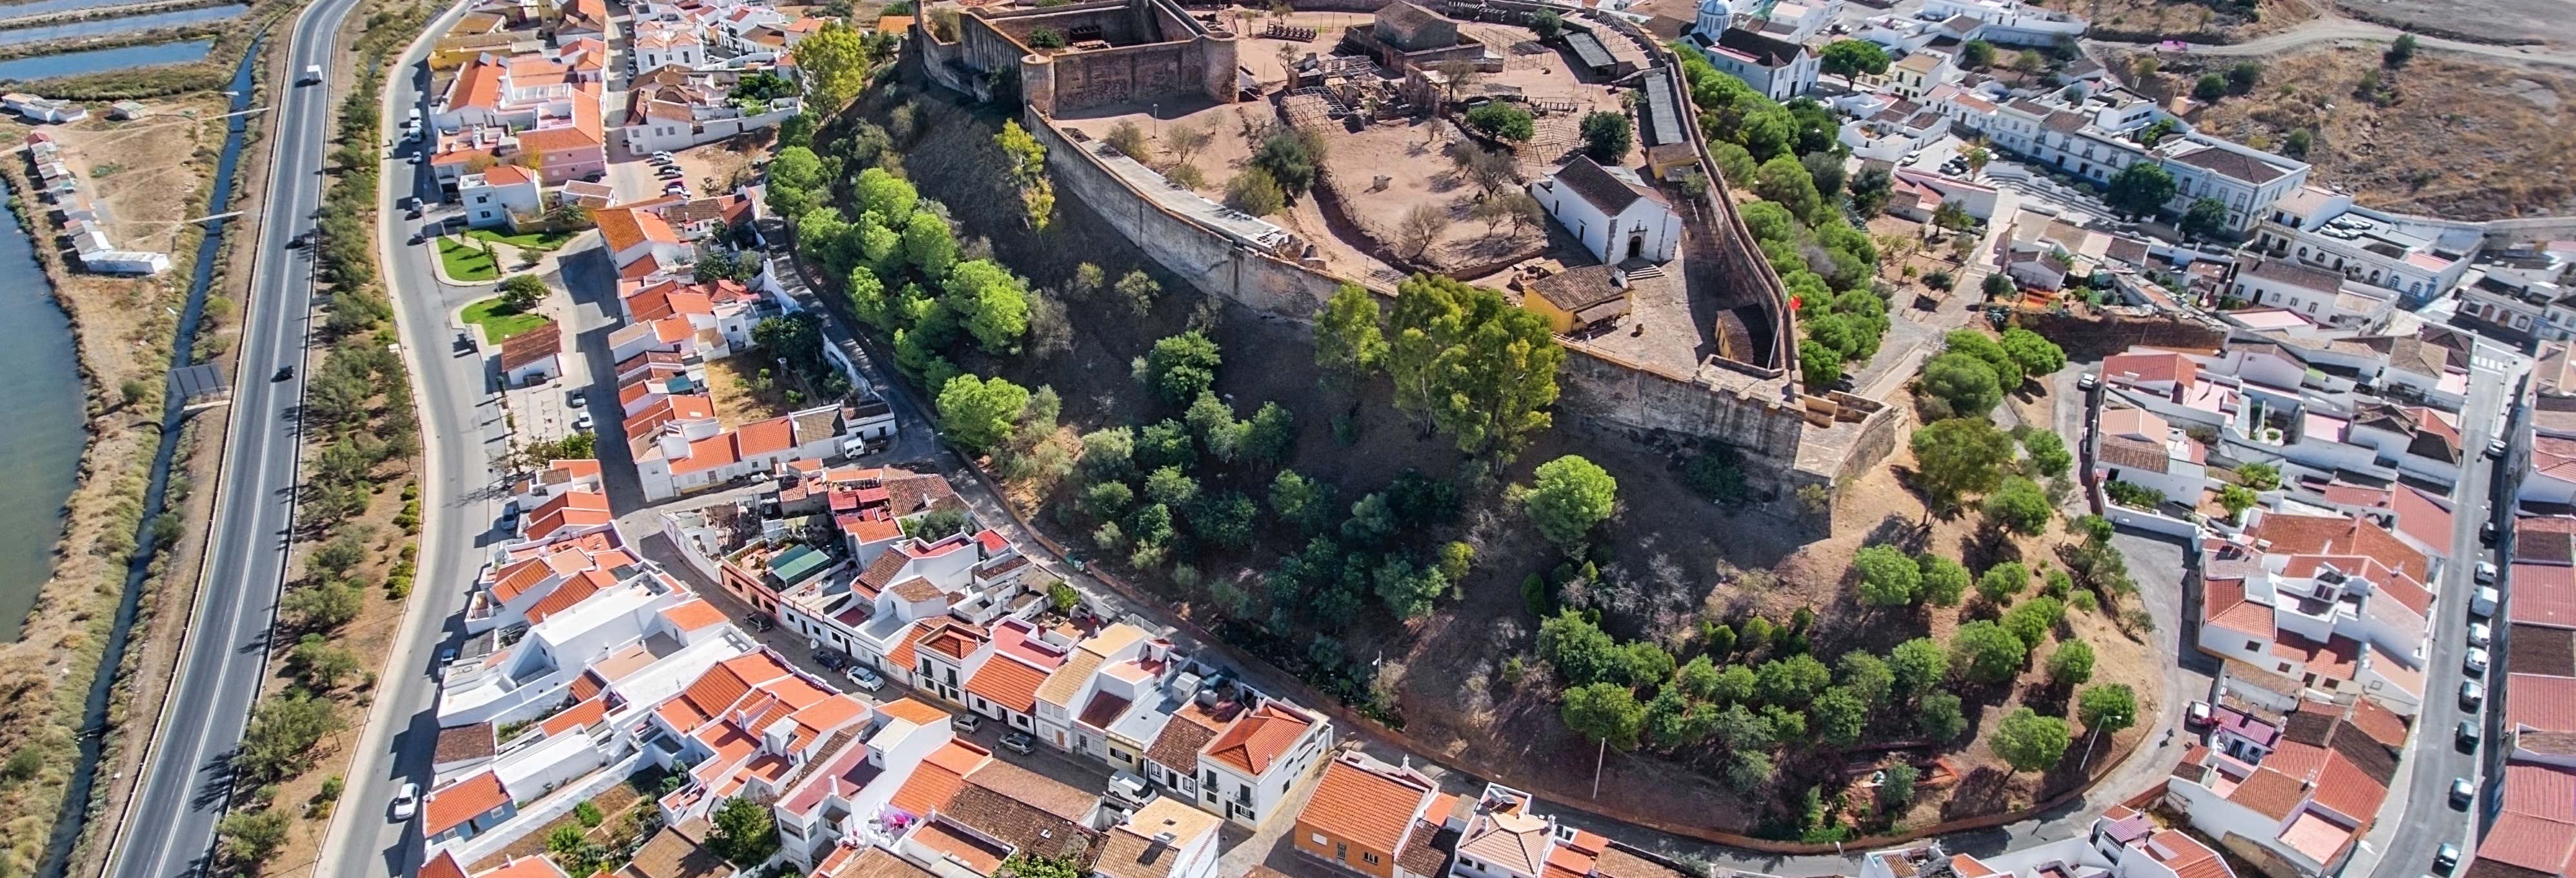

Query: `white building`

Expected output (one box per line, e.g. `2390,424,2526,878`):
2225,254,2397,332
2246,186,2477,307
1527,156,1682,266
1952,87,2309,233
1093,796,1223,878
1684,0,1818,101
459,163,543,228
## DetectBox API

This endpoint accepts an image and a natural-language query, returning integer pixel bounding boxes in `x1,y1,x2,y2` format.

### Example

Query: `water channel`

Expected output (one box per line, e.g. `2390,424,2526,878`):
0,3,243,45
0,37,209,80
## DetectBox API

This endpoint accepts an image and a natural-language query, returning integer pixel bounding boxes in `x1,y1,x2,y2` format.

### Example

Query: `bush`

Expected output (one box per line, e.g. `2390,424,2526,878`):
1578,110,1632,163
1225,168,1285,215
2104,480,2167,509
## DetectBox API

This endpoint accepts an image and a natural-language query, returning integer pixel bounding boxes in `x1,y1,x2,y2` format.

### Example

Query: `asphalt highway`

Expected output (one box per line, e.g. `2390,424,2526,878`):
101,0,368,873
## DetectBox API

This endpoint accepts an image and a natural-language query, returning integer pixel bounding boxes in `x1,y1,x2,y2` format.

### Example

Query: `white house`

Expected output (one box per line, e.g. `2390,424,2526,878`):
2,94,86,123
630,21,708,72
2247,186,2476,306
498,321,563,387
2094,406,2208,506
2226,254,2397,331
1094,797,1223,878
595,204,691,279
459,163,543,228
1886,52,1958,99
1684,0,1817,101
1527,156,1681,266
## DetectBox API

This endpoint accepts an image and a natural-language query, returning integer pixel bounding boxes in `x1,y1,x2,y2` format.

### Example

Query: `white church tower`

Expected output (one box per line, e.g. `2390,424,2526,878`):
1693,0,1732,38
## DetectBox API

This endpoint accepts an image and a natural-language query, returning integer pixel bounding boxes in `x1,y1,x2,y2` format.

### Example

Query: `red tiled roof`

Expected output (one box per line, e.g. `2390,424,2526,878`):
736,417,794,457
2102,351,2197,386
2250,514,2429,581
2203,577,2274,637
423,771,509,835
2510,674,2576,733
2309,752,2388,821
2517,563,2576,630
1299,756,1434,856
964,655,1051,715
1204,704,1311,775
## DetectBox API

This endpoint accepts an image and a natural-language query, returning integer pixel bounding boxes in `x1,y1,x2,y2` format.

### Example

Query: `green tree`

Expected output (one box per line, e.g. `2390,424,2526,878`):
2237,462,2283,491
1466,103,1536,141
2181,197,2232,239
1854,544,1922,606
1142,332,1223,405
1726,751,1777,792
1225,167,1287,215
1881,763,1920,810
217,810,292,864
792,21,874,110
1818,39,1891,78
1578,110,1633,163
1919,691,1967,741
2384,32,2417,67
852,166,920,222
1251,130,1325,199
2048,639,2097,686
1315,283,1387,392
1811,686,1869,747
1911,417,2015,507
2193,74,2227,101
936,374,1031,453
1752,155,1822,222
767,146,825,218
709,795,782,865
1889,637,1949,694
1270,470,1334,533
2001,595,2065,649
497,274,548,310
1838,652,1895,706
1977,561,2029,604
2079,683,2139,733
1962,38,1996,68
1537,610,1620,685
1918,555,1970,606
1920,352,2004,419
1983,476,2053,535
1991,708,2073,772
2218,484,2259,519
1756,654,1831,706
2022,429,2073,479
1951,619,2028,684
1531,8,1562,39
1387,274,1563,459
1562,682,1645,750
1521,455,1618,552
1997,328,2066,379
2225,61,2262,94
902,210,958,278
2106,162,2177,218
291,634,361,690
233,692,348,783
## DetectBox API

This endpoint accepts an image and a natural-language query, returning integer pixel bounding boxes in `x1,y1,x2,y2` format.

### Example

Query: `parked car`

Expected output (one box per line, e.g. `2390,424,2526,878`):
1000,730,1036,755
2476,561,2499,584
845,665,885,692
2472,586,2500,617
2467,646,2490,675
568,390,587,408
815,650,849,671
454,330,473,353
2185,701,2211,727
2462,680,2486,709
2482,520,2499,545
410,230,428,246
2078,372,2098,392
652,150,674,161
741,613,774,632
2490,438,2510,459
498,501,518,528
1106,770,1151,807
2451,777,2475,809
2459,720,2481,749
572,411,594,432
2471,621,2493,646
951,712,981,734
390,782,419,821
2436,843,2461,874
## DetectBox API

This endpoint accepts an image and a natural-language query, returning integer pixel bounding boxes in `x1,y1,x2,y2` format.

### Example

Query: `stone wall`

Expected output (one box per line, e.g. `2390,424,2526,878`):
1557,339,1814,474
953,0,1238,116
1022,109,1349,317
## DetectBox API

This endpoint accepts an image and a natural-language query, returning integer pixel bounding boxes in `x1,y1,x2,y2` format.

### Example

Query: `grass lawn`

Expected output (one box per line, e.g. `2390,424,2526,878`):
438,237,499,281
467,228,577,251
463,296,549,343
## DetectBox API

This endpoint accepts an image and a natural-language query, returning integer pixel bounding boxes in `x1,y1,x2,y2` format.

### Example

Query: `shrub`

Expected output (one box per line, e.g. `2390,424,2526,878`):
1465,103,1536,141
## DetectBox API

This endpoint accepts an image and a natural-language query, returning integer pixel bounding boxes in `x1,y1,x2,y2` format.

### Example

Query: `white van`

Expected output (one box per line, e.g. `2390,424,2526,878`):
301,64,323,85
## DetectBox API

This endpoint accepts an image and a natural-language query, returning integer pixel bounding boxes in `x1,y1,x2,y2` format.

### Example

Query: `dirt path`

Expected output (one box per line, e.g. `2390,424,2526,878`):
2088,12,2576,68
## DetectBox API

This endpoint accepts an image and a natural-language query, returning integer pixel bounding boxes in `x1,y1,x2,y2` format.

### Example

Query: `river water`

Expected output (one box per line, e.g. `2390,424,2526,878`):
0,195,88,642
0,37,209,80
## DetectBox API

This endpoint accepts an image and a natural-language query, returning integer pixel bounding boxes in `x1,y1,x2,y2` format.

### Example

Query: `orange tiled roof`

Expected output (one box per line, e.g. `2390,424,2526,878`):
1298,756,1434,855
736,417,794,457
1205,703,1311,775
423,771,509,835
964,655,1051,715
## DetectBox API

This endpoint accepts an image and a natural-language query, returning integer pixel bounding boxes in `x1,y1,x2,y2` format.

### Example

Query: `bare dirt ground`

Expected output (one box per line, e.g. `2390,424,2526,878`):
2153,45,2576,218
2328,0,2576,46
707,352,796,428
672,137,765,194
1316,119,1549,272
44,95,228,254
2075,0,2320,42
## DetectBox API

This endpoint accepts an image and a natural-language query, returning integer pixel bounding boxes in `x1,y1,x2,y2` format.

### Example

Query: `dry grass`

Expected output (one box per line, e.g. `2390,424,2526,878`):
2073,0,2320,41
707,353,798,428
2152,45,2576,219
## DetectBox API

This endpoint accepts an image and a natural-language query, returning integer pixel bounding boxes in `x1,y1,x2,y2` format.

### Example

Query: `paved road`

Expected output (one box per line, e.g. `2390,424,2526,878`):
98,0,369,874
2359,348,2521,878
2085,12,2576,68
305,0,511,872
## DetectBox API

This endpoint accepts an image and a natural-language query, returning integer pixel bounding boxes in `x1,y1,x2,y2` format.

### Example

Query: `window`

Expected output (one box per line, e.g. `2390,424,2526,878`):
2246,640,2260,651
1336,843,1349,861
1365,853,1383,866
1311,834,1327,846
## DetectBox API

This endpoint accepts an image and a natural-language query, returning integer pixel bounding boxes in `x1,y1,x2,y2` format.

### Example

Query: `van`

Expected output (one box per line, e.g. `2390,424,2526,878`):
2471,586,2499,617
302,64,323,85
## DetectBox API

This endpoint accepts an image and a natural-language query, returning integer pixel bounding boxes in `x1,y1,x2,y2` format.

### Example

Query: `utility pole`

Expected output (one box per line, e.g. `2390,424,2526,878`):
1591,737,1605,798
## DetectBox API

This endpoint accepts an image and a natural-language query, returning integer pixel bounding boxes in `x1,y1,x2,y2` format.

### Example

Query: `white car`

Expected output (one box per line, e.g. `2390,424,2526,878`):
845,665,885,692
2466,646,2490,675
2475,561,2499,584
390,782,420,821
2471,586,2499,617
2470,621,2493,647
1106,770,1151,806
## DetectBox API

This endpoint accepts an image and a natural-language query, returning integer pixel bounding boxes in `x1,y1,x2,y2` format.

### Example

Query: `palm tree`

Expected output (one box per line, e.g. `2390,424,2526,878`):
1961,145,1993,179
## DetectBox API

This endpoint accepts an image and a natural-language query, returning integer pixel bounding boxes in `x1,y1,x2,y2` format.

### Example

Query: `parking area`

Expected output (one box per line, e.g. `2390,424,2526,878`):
502,378,579,449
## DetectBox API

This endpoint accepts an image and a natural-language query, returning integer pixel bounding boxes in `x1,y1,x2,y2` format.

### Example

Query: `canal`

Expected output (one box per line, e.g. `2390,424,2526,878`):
0,37,211,81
